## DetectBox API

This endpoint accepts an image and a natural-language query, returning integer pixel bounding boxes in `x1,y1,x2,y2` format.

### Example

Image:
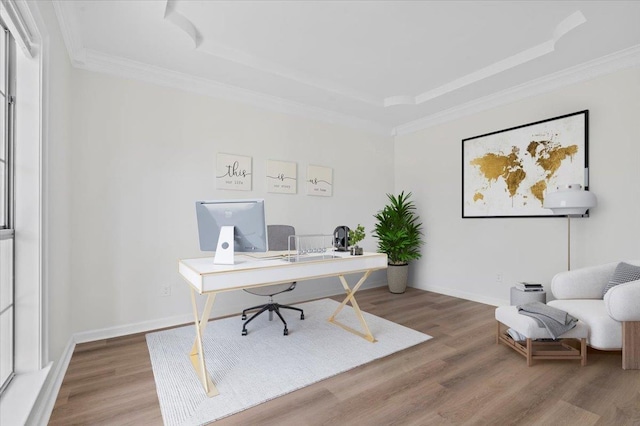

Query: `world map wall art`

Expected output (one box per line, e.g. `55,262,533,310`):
462,110,588,218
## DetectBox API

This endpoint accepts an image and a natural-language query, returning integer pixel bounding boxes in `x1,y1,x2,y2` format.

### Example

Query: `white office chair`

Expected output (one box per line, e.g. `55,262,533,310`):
241,225,304,336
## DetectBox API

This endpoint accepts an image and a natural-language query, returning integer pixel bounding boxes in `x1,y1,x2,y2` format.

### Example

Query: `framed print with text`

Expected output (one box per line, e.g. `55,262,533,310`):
216,153,252,191
266,160,297,194
306,165,333,197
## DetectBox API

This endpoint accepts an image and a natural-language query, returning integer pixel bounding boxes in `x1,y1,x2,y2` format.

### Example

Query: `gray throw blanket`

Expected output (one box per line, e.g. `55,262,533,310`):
517,301,577,339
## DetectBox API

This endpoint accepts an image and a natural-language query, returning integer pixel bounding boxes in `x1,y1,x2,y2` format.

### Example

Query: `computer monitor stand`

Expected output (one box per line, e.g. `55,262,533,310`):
214,225,235,265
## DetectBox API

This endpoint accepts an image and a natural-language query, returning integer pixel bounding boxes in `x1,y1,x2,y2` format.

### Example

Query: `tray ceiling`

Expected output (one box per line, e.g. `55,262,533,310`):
53,1,640,135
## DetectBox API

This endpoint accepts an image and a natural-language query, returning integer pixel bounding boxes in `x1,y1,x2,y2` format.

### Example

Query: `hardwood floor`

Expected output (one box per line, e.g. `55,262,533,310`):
49,287,640,425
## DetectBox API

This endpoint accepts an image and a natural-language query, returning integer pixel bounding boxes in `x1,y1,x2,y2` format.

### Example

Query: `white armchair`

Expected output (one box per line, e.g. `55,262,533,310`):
548,260,640,370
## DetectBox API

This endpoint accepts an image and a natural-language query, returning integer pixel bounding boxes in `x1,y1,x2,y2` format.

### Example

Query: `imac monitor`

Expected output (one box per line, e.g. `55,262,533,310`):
195,199,268,264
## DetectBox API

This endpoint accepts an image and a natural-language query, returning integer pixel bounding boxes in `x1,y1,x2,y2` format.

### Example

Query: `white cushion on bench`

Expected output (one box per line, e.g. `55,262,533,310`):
495,306,588,340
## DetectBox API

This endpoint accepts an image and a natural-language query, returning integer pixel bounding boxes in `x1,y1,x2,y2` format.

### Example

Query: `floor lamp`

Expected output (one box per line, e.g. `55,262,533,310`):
543,184,597,270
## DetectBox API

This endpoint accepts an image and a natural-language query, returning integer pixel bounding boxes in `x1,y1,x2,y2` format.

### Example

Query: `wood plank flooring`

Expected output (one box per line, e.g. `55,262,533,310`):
49,287,640,425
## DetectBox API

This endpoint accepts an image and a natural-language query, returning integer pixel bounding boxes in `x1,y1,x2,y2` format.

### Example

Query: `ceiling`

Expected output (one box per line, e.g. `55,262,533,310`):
53,1,640,135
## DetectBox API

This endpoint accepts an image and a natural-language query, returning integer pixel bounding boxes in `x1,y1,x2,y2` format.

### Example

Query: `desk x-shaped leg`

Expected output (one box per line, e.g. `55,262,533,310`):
328,270,376,343
189,289,219,397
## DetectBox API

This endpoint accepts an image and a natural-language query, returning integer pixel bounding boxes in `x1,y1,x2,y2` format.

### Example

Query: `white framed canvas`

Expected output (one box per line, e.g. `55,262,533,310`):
462,110,588,218
216,153,252,191
266,160,297,194
306,165,333,197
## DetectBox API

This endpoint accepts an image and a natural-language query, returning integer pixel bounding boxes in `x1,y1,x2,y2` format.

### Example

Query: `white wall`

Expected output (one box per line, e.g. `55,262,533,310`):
395,67,640,305
69,70,394,334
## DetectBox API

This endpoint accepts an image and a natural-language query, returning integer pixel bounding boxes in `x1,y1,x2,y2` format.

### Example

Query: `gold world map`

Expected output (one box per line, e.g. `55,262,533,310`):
470,140,578,206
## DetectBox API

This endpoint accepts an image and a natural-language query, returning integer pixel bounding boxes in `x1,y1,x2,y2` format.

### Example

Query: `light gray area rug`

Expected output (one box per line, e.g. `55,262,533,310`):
146,298,432,425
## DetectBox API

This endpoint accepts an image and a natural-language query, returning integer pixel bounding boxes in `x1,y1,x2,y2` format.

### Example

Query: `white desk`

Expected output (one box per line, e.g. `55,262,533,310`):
178,251,387,397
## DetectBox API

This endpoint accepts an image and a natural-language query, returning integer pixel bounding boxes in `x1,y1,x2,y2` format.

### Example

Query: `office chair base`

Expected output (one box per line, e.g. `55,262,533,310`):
241,303,304,336
241,311,305,321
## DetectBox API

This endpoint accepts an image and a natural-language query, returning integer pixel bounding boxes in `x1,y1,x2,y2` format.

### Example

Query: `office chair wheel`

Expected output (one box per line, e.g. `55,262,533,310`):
300,313,305,320
242,329,248,336
283,328,288,336
241,314,247,320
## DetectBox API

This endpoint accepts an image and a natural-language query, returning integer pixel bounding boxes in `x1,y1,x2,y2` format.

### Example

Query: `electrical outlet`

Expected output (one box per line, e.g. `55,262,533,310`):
496,273,503,283
160,286,172,297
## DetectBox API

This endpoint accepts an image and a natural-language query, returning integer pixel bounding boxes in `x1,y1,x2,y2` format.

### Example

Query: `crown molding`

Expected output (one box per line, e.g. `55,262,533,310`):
197,40,383,107
160,6,587,111
385,11,586,107
161,1,381,107
50,0,392,135
49,1,640,139
393,44,640,137
60,42,640,140
77,49,393,136
52,0,86,65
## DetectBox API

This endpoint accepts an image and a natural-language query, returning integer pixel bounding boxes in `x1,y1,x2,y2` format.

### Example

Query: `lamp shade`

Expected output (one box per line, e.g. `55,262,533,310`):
543,184,597,216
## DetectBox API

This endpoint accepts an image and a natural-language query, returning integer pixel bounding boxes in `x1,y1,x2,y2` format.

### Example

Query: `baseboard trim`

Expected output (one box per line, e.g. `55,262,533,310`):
72,313,196,344
417,284,508,307
73,278,386,344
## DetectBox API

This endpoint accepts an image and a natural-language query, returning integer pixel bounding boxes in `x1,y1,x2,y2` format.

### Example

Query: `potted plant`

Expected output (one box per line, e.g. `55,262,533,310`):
372,191,424,293
348,224,366,255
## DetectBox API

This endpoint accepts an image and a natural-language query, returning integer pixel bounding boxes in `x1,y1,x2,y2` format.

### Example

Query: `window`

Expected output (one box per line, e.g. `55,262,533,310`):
0,23,15,395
